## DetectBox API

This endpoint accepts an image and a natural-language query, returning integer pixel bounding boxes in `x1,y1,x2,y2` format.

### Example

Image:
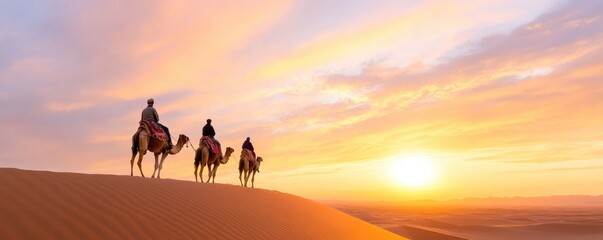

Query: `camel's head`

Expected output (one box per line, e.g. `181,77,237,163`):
225,147,234,156
256,157,263,171
178,134,189,144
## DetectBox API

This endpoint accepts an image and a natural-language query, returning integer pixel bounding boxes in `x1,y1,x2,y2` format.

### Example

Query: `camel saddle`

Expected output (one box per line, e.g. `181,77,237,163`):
243,149,257,165
200,136,221,155
139,120,167,141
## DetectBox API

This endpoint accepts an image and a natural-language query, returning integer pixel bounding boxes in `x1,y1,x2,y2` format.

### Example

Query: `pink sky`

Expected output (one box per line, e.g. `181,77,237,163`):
1,0,602,202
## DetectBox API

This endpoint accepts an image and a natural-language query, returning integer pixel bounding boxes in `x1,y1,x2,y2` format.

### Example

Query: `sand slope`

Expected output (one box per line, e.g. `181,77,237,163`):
388,226,469,240
0,168,406,240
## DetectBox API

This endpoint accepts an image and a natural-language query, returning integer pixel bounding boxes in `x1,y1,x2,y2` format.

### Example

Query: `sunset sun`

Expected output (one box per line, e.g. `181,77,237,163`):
390,154,436,187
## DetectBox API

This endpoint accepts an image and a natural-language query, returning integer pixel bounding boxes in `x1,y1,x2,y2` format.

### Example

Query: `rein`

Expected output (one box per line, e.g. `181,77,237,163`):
186,139,197,151
170,135,197,152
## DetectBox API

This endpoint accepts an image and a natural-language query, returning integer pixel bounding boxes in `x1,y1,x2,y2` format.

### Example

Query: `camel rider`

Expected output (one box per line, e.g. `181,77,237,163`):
202,119,222,155
242,137,255,158
141,98,173,149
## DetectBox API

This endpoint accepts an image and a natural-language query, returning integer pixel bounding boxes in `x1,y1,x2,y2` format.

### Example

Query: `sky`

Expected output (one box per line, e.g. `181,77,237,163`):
1,0,602,203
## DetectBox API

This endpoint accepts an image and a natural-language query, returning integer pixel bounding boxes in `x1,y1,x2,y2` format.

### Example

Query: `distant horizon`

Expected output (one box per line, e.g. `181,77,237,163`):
5,166,603,206
2,0,603,202
320,194,603,206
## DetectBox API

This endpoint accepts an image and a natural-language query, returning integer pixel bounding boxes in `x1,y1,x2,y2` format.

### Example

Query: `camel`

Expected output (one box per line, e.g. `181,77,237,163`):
239,150,263,188
193,140,234,183
130,127,189,179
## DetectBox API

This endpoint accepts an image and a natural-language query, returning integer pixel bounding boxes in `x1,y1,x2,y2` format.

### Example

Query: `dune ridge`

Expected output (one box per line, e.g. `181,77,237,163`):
0,168,406,240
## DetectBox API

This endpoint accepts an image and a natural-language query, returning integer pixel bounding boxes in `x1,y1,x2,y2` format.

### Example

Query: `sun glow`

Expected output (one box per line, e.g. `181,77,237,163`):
390,154,436,187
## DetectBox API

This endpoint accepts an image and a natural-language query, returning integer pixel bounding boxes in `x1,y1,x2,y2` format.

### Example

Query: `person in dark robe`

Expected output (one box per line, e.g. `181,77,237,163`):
242,137,255,158
202,119,221,153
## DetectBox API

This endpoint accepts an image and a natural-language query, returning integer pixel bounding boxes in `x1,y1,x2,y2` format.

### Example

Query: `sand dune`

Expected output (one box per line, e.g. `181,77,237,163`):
0,168,406,240
332,202,603,240
387,225,469,240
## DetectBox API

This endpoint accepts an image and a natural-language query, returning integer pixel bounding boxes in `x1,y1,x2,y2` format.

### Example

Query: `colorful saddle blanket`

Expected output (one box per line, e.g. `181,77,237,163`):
201,136,221,155
140,120,167,141
243,149,257,165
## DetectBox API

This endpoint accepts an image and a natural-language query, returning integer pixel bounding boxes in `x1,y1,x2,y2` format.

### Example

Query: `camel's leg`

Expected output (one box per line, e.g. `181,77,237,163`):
206,163,212,183
137,150,145,177
210,164,219,183
130,152,137,176
243,158,250,187
246,169,252,187
194,148,202,182
251,171,256,188
157,152,168,179
201,148,209,183
214,165,220,183
194,164,199,182
151,152,160,178
244,169,250,187
199,164,205,183
244,172,248,187
206,163,213,183
208,164,214,183
239,169,244,186
244,160,254,187
130,132,139,176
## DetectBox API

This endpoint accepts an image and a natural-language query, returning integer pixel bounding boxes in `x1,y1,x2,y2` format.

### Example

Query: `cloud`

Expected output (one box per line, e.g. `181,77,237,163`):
502,165,603,174
44,101,92,112
258,0,603,165
252,0,555,79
